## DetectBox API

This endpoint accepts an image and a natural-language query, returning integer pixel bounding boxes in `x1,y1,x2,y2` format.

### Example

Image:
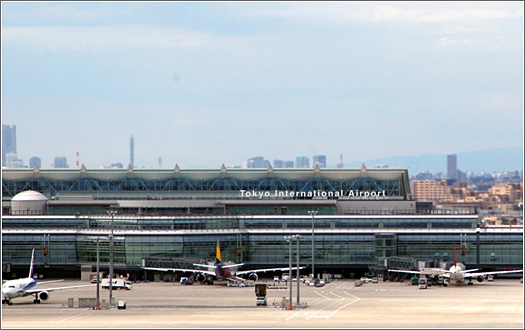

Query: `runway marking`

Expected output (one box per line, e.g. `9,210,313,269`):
285,312,300,321
50,310,91,323
448,286,458,296
306,290,360,320
321,298,361,319
314,291,331,300
329,292,344,300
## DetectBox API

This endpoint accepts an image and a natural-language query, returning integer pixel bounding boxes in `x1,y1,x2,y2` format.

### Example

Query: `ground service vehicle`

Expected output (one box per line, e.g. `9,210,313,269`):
255,284,267,306
101,278,132,290
419,277,427,289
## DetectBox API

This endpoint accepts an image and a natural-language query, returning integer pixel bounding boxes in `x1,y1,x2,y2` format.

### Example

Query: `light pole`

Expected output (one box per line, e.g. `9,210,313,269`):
308,210,318,280
285,234,301,309
296,235,301,307
96,236,100,310
286,235,293,309
107,210,117,308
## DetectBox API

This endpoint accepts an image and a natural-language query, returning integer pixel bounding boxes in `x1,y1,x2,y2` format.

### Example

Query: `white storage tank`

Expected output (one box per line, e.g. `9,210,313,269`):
11,190,48,215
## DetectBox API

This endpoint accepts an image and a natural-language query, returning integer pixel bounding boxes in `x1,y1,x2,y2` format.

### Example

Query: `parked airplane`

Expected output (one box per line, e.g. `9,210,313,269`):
389,243,523,286
142,241,305,285
2,249,95,305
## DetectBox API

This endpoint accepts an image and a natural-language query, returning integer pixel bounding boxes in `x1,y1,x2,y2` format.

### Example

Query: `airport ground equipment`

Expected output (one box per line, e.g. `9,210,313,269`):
101,278,132,290
419,276,428,289
255,284,267,306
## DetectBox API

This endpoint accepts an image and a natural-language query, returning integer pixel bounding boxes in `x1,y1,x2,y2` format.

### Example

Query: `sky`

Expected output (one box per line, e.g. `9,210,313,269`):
2,1,523,169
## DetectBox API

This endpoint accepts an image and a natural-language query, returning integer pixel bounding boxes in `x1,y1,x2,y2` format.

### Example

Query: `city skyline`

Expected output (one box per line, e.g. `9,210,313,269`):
2,2,523,169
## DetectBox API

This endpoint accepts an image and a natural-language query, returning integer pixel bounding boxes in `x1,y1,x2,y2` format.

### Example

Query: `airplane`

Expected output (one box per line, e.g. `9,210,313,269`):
142,241,305,285
2,249,95,305
389,243,523,286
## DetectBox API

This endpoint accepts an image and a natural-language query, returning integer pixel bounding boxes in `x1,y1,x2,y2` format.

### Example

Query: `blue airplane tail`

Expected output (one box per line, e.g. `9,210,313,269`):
28,249,35,279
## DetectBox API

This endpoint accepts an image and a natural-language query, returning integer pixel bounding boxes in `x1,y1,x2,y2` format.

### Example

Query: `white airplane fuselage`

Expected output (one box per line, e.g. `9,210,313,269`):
2,278,37,300
448,263,467,283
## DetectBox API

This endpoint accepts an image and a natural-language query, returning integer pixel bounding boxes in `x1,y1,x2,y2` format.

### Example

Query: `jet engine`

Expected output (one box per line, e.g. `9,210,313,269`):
195,273,206,283
38,291,50,301
476,275,485,283
248,273,258,281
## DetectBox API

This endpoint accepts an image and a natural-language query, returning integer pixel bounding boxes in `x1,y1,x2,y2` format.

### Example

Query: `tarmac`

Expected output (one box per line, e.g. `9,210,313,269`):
2,278,523,328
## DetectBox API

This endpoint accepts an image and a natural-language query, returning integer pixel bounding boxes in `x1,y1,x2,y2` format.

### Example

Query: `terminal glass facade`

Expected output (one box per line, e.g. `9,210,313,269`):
2,215,522,278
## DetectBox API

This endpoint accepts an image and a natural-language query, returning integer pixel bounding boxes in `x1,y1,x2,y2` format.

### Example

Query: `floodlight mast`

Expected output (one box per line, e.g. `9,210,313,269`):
107,210,117,308
308,210,318,279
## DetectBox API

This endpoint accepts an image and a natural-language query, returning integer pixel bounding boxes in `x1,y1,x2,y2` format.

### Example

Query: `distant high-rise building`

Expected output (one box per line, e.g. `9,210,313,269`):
53,157,67,168
295,156,309,168
244,156,269,168
273,160,294,168
447,154,458,180
5,152,23,168
130,135,134,167
313,155,326,168
411,180,448,201
2,125,16,167
29,157,41,169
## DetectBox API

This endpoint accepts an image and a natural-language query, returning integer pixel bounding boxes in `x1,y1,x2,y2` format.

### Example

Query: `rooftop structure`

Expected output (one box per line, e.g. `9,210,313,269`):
2,165,412,200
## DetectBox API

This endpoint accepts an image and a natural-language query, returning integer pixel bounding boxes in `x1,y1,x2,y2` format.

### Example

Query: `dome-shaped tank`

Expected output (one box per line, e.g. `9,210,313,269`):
11,190,48,215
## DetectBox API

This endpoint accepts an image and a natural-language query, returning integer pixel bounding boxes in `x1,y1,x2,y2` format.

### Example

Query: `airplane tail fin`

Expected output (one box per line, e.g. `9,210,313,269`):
29,249,36,279
216,241,222,264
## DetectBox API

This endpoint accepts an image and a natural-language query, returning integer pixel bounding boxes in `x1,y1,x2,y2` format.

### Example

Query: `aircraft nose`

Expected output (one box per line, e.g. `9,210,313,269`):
3,289,15,298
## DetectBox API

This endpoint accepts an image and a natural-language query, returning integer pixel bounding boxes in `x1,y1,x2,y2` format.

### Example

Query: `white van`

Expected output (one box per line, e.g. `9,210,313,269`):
102,278,132,290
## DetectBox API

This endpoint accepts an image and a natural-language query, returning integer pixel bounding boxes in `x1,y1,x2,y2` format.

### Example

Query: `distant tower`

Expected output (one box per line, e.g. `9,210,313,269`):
2,124,17,167
76,151,79,168
447,154,458,180
337,154,344,168
130,135,134,167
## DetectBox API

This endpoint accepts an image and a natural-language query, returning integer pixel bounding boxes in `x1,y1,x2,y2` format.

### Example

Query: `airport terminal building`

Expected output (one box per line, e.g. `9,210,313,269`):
2,166,523,280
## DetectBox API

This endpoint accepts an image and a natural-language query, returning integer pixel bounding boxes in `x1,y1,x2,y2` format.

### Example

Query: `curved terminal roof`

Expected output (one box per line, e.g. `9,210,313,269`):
2,165,412,200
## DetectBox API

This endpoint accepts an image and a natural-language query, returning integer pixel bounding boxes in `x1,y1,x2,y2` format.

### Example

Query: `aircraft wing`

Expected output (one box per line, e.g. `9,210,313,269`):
222,263,244,269
25,283,95,294
192,264,216,269
143,266,216,277
461,269,480,273
388,269,421,275
463,269,523,280
191,263,245,270
236,266,306,276
35,279,65,286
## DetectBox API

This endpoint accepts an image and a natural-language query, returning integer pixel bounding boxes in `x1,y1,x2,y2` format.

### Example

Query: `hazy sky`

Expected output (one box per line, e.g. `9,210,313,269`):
2,1,523,169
